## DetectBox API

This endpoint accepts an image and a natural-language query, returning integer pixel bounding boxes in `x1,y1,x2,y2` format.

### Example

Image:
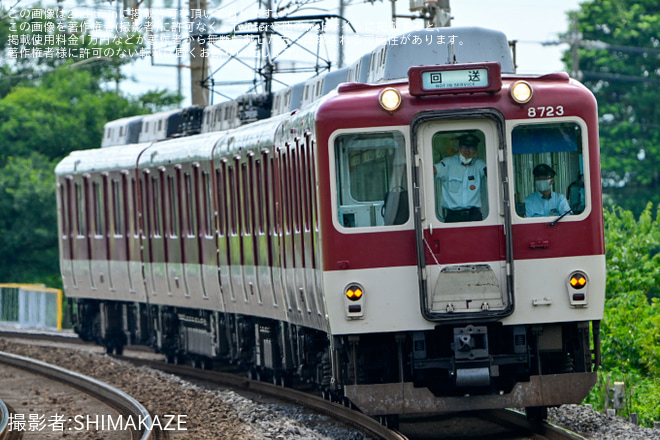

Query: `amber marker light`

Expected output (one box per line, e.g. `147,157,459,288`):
510,81,533,104
379,88,402,112
345,284,364,301
569,273,587,289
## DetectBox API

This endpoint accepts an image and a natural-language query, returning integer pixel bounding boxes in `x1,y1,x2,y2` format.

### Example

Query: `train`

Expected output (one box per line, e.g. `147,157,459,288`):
55,27,605,424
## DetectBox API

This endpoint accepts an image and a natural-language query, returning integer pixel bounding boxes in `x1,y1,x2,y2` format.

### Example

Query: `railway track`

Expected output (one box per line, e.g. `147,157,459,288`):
0,330,587,440
0,349,154,440
0,393,8,440
115,353,586,440
397,409,586,440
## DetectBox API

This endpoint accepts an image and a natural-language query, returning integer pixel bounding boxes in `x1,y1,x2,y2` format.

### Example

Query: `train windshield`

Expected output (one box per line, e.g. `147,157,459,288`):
511,122,585,218
432,129,489,223
334,131,409,228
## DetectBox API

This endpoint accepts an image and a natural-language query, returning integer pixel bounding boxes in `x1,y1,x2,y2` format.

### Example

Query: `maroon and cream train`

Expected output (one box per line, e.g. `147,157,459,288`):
55,27,605,422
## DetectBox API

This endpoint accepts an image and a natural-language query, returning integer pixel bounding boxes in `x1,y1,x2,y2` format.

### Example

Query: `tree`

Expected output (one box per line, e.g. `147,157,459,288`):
586,205,660,427
0,3,183,286
0,154,60,286
564,1,660,215
0,67,152,163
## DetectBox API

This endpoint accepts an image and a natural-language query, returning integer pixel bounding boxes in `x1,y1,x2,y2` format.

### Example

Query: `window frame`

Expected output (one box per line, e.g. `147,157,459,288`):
507,117,592,224
329,126,412,233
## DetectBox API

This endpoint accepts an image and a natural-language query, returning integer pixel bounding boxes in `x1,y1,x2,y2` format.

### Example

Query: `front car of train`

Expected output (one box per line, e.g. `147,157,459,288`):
316,27,605,419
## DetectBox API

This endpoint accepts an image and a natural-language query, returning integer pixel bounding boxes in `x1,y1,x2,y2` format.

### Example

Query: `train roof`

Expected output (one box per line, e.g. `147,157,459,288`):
55,143,151,175
367,27,514,83
57,113,288,177
90,27,516,155
138,131,227,169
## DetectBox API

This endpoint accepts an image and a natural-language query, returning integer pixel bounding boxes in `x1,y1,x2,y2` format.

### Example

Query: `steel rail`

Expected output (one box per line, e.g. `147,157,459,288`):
480,409,587,440
0,351,153,440
0,395,8,440
125,357,408,440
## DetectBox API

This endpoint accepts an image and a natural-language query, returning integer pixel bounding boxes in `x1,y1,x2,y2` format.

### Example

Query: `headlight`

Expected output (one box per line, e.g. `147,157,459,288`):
379,88,402,112
510,81,533,104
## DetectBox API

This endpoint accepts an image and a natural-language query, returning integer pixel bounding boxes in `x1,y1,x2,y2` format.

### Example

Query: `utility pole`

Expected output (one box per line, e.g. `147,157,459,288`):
190,0,210,106
568,12,581,79
407,0,451,28
338,0,345,68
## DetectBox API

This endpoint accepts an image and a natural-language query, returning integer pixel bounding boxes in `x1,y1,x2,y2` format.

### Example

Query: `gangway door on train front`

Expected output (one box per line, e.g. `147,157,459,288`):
412,113,514,323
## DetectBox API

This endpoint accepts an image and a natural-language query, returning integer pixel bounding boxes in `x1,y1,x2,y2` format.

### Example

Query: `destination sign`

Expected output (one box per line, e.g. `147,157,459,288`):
408,62,502,96
421,68,489,90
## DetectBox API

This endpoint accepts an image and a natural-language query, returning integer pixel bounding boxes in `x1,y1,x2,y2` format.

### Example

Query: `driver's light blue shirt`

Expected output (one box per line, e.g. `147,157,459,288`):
524,191,571,217
434,155,487,210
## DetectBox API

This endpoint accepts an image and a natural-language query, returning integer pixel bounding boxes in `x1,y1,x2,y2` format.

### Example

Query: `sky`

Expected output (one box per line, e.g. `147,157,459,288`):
26,0,583,105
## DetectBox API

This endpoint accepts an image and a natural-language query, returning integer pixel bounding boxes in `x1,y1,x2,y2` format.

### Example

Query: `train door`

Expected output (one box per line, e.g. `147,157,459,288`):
60,178,77,289
87,178,109,292
165,168,187,296
298,135,323,323
198,166,224,311
215,161,234,306
254,152,287,320
227,160,248,305
72,176,95,291
279,147,300,314
412,113,514,322
142,169,168,298
269,152,290,313
181,167,204,300
108,177,127,293
240,159,259,304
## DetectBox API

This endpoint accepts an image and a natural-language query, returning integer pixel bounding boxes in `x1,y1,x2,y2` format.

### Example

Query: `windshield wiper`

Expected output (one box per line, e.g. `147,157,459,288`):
548,209,572,227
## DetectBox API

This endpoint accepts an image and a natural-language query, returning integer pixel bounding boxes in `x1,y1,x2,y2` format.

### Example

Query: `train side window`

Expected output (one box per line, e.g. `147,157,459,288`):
75,182,83,236
112,179,122,237
184,172,195,237
120,175,128,237
511,122,585,218
291,149,301,233
431,130,488,223
129,177,137,238
92,181,104,237
228,165,239,236
202,171,213,237
255,159,265,234
168,174,179,237
334,131,409,228
142,173,152,238
281,150,292,234
216,165,227,237
242,162,252,235
152,176,161,237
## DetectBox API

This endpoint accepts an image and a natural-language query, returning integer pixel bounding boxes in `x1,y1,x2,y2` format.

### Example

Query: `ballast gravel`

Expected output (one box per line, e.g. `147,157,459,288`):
548,404,660,440
0,337,659,439
0,339,370,439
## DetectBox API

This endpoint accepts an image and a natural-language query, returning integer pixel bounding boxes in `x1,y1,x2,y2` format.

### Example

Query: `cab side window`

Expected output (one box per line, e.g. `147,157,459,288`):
334,131,408,228
512,122,585,218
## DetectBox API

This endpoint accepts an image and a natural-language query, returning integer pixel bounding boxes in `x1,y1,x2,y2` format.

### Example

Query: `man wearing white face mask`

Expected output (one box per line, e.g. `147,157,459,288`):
434,133,487,223
523,164,571,217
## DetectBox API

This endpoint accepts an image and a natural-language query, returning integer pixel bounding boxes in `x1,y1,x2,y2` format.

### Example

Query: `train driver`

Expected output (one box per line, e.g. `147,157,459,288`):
434,133,488,223
523,164,571,217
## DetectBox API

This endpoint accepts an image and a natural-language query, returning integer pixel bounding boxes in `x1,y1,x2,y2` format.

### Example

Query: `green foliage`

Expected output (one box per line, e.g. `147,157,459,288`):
0,67,150,162
587,204,660,426
563,1,660,215
586,369,660,428
603,204,660,301
0,154,60,285
0,3,182,287
0,4,144,90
